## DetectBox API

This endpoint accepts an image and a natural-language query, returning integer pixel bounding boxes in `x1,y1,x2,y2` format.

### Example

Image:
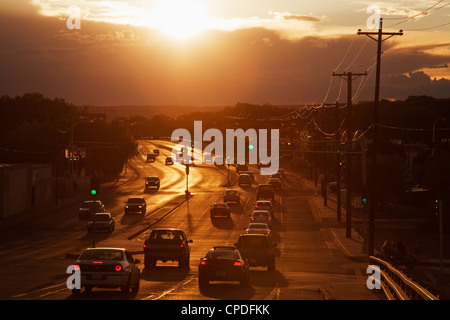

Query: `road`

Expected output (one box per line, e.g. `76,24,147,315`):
0,139,379,300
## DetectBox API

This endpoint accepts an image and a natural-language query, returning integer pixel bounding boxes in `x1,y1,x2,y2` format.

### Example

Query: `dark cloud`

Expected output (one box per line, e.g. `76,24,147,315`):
0,9,449,106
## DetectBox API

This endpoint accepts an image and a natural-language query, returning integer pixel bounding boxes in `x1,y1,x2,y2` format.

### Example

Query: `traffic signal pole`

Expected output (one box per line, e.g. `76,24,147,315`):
358,18,403,255
332,71,366,238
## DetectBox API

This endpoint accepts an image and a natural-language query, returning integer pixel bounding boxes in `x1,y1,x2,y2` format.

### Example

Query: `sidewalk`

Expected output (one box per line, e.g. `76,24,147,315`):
302,177,450,299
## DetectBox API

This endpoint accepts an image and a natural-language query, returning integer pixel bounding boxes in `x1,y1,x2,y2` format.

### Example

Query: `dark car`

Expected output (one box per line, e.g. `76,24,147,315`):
235,234,276,271
268,177,282,190
236,164,248,174
145,176,160,190
198,246,249,287
146,153,156,162
87,212,115,233
210,203,231,219
223,189,240,203
124,197,147,214
254,200,274,215
165,157,174,165
242,171,255,181
256,184,275,201
78,200,105,219
143,228,193,268
277,168,286,179
238,174,252,187
250,210,273,227
71,247,140,295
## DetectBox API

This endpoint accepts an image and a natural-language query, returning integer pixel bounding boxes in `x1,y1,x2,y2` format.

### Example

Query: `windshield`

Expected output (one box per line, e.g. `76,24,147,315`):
149,230,185,241
127,198,144,203
79,249,123,261
248,223,268,229
237,236,270,248
206,250,240,260
93,214,110,221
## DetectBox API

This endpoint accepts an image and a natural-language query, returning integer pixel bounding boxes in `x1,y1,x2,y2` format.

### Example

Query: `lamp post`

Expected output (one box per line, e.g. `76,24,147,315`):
432,118,446,156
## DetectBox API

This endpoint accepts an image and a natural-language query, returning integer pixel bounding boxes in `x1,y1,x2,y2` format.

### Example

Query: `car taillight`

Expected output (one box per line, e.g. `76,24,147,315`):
234,262,242,267
180,244,184,248
251,217,255,221
200,260,207,265
143,244,146,248
74,264,80,271
115,265,122,272
268,217,271,220
93,261,103,264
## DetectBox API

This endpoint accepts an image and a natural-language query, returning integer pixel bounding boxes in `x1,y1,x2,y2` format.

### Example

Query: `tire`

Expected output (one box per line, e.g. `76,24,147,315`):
198,276,209,287
72,288,81,295
131,274,140,294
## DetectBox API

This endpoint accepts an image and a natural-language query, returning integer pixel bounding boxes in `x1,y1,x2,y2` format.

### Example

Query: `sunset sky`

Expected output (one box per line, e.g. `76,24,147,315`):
1,0,450,106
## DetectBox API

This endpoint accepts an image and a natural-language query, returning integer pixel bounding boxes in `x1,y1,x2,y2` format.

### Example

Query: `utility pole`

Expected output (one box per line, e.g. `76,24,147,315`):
358,18,403,255
333,71,366,238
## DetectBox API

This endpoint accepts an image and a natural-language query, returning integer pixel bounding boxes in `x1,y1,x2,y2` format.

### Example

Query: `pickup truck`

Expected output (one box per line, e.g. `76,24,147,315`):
256,184,275,201
235,234,276,271
143,228,193,269
87,212,115,233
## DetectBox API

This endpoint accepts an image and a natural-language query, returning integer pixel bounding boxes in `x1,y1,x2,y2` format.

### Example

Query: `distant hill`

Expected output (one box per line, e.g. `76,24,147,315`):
78,105,229,120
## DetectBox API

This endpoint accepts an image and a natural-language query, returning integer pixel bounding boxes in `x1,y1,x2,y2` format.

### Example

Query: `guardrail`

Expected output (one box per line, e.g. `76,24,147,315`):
369,255,439,300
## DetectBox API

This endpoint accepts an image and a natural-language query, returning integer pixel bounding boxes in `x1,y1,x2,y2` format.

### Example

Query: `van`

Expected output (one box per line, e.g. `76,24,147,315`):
238,174,252,186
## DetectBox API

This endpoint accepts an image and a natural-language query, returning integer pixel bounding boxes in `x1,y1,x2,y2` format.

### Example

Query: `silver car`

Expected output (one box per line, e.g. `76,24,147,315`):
250,210,273,227
245,223,271,236
72,247,140,295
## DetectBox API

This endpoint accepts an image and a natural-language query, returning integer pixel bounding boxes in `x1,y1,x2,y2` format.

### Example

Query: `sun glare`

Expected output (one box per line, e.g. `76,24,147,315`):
149,0,212,40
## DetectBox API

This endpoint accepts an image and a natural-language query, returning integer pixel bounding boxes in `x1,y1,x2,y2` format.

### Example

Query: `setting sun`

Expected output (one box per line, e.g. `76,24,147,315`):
149,0,212,40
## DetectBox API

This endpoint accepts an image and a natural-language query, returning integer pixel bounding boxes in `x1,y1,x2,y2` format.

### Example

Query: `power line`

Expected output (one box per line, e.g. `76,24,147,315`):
385,0,447,27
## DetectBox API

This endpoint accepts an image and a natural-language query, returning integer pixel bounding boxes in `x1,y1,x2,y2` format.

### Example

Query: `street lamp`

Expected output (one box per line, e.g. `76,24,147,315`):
432,117,446,156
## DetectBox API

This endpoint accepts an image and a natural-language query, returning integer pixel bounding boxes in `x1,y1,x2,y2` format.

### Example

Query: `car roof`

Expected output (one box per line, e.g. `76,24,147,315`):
146,176,159,179
256,200,272,204
213,202,228,206
152,228,184,231
253,210,270,214
248,223,269,228
212,246,236,251
225,189,238,192
82,247,126,252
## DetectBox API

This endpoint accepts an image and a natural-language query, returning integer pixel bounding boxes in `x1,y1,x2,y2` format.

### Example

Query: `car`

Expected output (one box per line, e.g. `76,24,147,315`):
277,168,286,179
210,203,231,219
78,200,105,219
256,184,275,201
124,197,146,214
236,164,248,174
250,210,273,227
198,246,249,287
71,247,140,295
145,176,160,190
143,228,193,268
153,149,160,156
235,234,276,271
146,153,156,162
165,157,174,165
271,172,281,179
223,189,240,203
238,174,252,187
87,212,115,233
268,177,282,190
254,200,274,215
245,223,271,236
242,171,255,181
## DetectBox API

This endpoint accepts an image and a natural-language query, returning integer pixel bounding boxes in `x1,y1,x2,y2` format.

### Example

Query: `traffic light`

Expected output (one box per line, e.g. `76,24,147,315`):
361,185,368,206
434,199,440,216
90,176,99,195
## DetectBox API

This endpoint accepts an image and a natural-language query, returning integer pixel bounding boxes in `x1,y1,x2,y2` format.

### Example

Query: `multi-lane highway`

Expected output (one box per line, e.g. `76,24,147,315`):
0,139,379,300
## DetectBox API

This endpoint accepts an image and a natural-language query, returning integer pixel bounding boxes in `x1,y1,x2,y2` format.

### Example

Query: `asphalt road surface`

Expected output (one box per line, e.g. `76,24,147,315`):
0,140,379,301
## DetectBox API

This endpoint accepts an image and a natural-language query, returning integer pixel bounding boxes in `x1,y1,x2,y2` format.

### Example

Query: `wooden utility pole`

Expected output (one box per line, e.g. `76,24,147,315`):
358,18,403,255
332,71,366,238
